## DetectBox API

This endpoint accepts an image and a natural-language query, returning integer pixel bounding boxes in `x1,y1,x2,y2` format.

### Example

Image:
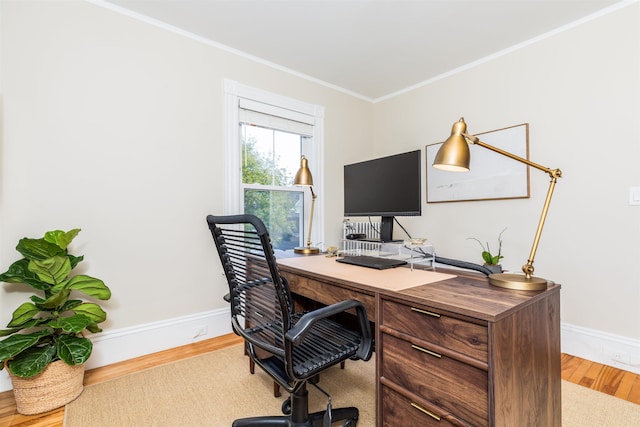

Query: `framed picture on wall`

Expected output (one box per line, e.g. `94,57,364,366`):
425,123,530,203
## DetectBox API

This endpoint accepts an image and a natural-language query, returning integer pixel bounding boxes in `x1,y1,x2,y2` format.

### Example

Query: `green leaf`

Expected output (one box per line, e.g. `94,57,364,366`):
0,324,31,337
44,229,81,250
30,294,46,304
39,288,71,310
60,299,83,312
0,328,22,338
67,275,111,300
56,335,92,365
0,330,52,362
481,251,493,265
48,314,92,334
16,238,64,261
0,259,50,290
85,323,103,334
7,302,41,328
0,258,30,283
72,303,107,324
0,319,46,337
6,345,57,378
68,254,84,270
28,255,71,286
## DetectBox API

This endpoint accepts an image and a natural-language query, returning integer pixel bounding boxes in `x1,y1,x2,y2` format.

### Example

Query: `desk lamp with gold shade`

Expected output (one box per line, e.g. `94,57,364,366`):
293,155,320,255
433,118,562,291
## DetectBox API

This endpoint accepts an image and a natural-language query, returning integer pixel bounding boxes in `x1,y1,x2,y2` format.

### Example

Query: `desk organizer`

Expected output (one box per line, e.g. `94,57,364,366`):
341,220,435,269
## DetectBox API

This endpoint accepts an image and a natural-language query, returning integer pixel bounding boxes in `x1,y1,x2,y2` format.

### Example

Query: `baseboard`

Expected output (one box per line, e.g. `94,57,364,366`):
1,317,637,392
562,323,640,374
0,307,232,392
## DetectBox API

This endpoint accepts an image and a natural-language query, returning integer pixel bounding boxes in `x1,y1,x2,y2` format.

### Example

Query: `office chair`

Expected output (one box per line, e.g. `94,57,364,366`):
207,214,373,427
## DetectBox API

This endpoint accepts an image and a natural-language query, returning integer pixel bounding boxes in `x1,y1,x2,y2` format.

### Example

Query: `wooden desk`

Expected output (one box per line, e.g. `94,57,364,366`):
278,256,561,427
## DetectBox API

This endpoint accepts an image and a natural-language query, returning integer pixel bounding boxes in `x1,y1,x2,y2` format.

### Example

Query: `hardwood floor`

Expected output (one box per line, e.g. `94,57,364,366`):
561,353,640,403
1,333,637,426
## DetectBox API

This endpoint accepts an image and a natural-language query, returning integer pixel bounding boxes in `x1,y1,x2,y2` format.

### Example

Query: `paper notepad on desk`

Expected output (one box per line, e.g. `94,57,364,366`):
277,255,457,291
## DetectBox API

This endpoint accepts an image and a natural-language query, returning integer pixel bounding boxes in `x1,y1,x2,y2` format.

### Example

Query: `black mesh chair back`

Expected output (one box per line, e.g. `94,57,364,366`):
207,214,372,426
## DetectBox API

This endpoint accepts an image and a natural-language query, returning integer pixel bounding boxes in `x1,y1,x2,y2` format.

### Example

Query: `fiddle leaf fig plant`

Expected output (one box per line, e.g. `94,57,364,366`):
0,229,111,378
468,228,507,266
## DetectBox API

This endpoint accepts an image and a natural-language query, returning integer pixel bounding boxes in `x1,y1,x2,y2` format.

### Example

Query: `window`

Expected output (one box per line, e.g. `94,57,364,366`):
224,80,324,251
240,124,309,250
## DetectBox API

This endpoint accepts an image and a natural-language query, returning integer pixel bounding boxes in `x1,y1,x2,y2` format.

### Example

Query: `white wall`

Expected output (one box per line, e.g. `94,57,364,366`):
0,0,372,390
373,3,640,371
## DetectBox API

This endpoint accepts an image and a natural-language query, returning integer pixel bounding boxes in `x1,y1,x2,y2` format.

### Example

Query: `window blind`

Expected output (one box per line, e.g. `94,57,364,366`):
239,98,315,137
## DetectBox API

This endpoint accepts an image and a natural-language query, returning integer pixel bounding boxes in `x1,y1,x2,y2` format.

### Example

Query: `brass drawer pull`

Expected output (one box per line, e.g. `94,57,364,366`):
411,307,441,318
411,344,442,358
411,402,441,421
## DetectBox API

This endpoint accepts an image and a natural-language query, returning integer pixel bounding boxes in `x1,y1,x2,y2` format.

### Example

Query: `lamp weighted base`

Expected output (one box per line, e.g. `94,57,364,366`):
294,246,320,255
488,273,548,291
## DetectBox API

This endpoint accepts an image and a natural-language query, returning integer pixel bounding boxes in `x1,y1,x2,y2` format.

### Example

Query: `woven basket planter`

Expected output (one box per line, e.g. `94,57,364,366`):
7,360,85,415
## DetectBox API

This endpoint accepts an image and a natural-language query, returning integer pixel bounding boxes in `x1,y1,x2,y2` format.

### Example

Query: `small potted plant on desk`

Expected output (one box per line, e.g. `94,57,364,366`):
468,228,507,274
0,228,111,415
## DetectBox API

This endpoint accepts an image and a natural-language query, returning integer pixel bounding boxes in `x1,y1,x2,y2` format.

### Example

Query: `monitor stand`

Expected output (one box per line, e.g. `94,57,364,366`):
380,216,394,243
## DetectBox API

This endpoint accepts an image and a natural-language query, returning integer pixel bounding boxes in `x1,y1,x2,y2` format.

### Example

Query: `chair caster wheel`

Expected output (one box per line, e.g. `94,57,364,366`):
342,418,357,427
281,398,291,415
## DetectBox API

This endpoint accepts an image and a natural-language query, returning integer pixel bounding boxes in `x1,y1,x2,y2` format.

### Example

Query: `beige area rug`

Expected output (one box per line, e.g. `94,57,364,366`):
64,344,375,426
64,344,640,427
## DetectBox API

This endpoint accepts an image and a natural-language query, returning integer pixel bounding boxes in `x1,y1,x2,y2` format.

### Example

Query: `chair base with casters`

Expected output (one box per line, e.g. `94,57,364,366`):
232,382,359,427
233,347,360,427
207,214,372,427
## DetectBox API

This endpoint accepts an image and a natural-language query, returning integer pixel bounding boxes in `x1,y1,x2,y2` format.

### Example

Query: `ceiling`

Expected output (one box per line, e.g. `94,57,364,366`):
103,0,621,101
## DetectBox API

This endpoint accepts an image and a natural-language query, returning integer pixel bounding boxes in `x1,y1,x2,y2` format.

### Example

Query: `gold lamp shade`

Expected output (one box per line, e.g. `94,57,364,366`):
433,118,471,172
294,155,314,186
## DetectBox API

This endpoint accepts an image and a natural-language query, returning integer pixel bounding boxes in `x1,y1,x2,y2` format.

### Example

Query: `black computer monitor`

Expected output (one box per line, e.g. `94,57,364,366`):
343,149,422,242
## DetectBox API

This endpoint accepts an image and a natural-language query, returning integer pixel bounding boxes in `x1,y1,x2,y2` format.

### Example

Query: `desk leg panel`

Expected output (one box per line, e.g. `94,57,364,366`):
489,289,561,427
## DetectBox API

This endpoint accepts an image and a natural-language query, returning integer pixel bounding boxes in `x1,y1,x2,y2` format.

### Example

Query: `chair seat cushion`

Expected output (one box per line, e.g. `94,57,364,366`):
251,314,362,385
290,314,361,378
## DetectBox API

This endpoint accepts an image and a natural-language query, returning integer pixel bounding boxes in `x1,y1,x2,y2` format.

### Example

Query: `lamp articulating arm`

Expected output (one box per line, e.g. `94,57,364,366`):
462,132,562,289
306,186,317,249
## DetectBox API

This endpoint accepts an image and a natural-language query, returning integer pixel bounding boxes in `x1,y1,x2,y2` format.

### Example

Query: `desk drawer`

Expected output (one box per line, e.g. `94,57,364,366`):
382,385,458,427
381,299,488,362
381,333,488,427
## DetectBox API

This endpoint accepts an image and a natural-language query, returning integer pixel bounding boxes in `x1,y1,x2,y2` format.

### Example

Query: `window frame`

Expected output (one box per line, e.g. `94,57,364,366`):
224,79,325,249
